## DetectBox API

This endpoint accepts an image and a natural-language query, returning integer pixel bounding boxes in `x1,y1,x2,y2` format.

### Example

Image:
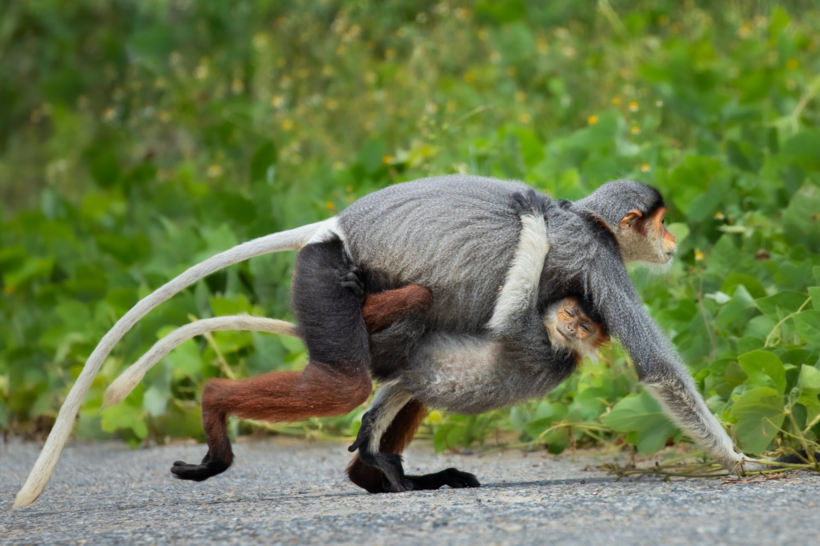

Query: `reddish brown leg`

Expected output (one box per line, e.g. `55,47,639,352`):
172,275,434,481
362,285,433,334
173,237,374,481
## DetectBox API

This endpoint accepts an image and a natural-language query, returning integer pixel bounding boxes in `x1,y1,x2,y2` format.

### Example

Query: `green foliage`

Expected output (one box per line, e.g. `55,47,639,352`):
0,1,818,459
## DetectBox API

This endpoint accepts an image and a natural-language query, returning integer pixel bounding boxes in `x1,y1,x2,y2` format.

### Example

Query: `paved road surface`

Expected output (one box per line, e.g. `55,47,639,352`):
2,439,818,545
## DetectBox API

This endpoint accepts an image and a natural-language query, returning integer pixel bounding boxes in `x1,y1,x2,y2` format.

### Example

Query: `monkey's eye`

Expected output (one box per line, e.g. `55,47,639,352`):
580,324,590,333
565,309,575,318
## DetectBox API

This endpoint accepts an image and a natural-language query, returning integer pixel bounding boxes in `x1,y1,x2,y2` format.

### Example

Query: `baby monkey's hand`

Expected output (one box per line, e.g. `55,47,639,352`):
510,189,550,218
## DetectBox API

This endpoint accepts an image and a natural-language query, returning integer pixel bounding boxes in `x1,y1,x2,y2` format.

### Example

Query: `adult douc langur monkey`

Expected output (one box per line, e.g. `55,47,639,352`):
14,176,761,508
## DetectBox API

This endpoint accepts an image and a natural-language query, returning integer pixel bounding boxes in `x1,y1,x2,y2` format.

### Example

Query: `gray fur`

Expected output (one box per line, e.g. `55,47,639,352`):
397,333,574,414
344,175,744,469
339,175,532,332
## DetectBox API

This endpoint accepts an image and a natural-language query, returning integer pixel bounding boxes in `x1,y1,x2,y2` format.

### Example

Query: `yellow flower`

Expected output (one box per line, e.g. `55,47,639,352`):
271,95,284,108
695,250,704,261
207,165,223,178
631,126,640,134
515,91,526,103
325,201,336,210
738,25,752,39
588,115,598,125
629,101,639,112
714,211,725,220
640,164,651,172
611,97,621,105
518,112,532,124
382,155,393,164
3,284,14,295
281,119,294,131
786,59,799,70
426,410,444,425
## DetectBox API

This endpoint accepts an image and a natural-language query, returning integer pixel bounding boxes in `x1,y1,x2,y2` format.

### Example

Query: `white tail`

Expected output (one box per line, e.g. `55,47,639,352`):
103,315,301,409
13,219,334,509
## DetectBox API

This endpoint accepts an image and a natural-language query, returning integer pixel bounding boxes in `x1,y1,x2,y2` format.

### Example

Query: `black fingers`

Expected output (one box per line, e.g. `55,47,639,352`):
339,270,365,300
348,411,375,453
170,452,231,482
405,468,481,491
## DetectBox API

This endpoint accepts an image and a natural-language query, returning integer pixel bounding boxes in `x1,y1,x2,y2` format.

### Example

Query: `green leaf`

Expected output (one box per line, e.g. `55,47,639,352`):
730,387,785,455
783,185,820,252
3,257,55,289
721,274,767,300
716,285,756,328
793,310,820,346
755,291,809,322
514,128,545,168
250,141,277,183
738,350,786,394
796,365,820,424
601,391,678,454
809,287,820,311
159,334,202,379
210,294,253,316
101,404,148,440
358,139,386,174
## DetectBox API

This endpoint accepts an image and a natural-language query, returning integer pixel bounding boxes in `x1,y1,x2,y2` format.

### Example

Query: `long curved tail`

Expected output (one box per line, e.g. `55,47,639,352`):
103,315,301,409
13,219,333,509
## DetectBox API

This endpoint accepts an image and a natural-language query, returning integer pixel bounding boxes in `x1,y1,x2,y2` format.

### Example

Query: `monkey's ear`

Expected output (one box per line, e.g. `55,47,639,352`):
619,209,643,230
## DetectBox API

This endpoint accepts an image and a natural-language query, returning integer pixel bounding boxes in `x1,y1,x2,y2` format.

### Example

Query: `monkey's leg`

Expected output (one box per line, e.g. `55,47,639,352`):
347,384,414,491
347,399,428,493
172,236,372,481
347,398,480,493
347,385,480,493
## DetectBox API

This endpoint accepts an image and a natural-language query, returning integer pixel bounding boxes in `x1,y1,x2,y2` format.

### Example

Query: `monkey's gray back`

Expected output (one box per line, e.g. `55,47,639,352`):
338,175,531,332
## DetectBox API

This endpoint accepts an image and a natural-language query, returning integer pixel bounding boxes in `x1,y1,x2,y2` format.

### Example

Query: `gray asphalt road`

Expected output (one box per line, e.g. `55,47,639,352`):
2,439,818,545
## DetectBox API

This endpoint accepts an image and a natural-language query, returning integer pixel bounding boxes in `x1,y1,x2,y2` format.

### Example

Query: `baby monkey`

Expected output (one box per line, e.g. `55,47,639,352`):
543,296,609,361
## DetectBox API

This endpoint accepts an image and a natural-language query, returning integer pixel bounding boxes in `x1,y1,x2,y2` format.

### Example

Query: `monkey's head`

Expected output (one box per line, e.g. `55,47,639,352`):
543,296,609,361
574,180,677,266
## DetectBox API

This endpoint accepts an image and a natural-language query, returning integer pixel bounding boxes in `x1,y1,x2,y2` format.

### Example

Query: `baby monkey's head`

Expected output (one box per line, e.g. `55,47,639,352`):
544,296,609,360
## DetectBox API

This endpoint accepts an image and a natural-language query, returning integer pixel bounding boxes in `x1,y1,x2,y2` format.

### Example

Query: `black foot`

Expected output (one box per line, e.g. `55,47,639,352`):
170,452,230,482
406,467,481,491
774,449,820,465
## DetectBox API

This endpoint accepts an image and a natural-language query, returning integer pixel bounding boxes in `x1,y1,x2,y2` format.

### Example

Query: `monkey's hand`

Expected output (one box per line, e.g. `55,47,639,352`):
337,265,365,302
510,189,549,219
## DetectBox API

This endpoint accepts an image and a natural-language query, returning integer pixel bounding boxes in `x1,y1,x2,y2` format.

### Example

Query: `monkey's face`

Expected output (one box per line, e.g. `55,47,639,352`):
544,297,608,359
615,206,676,265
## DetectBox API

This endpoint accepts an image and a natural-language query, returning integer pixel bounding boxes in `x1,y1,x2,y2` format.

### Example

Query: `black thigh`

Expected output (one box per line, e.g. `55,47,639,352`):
292,236,370,367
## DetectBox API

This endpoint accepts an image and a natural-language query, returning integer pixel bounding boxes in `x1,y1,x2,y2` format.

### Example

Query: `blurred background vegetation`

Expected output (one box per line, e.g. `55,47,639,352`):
1,0,818,460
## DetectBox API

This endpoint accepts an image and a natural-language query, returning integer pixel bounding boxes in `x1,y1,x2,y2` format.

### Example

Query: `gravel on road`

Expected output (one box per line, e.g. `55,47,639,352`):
2,438,818,545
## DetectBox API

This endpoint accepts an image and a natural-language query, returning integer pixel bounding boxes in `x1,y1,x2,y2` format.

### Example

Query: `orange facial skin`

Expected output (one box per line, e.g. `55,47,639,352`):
649,207,677,256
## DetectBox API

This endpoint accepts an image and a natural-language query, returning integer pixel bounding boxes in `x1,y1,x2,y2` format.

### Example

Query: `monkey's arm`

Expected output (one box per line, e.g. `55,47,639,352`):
589,257,754,471
486,190,550,338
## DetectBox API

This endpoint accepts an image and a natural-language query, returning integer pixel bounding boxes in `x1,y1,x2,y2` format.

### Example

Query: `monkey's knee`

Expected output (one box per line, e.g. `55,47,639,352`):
303,360,372,414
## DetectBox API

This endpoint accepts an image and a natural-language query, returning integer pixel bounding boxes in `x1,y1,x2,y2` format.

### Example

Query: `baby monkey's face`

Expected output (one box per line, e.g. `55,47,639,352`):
544,297,608,358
